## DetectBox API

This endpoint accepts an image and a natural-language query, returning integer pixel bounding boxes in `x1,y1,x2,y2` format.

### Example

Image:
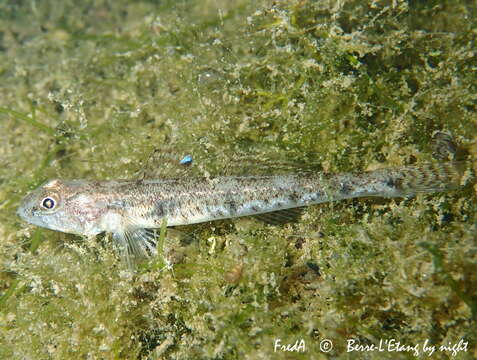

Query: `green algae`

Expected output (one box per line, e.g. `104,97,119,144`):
0,0,476,359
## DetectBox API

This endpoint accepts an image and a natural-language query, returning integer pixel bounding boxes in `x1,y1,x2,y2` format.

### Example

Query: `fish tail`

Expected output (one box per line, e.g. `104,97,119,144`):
370,161,472,198
363,131,474,198
399,161,469,194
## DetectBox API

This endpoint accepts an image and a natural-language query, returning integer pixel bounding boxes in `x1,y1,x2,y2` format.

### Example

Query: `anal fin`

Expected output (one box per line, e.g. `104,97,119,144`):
252,207,304,225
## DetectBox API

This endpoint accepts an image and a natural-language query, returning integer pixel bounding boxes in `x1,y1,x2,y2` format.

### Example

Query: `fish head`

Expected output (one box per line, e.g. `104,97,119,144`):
17,179,103,236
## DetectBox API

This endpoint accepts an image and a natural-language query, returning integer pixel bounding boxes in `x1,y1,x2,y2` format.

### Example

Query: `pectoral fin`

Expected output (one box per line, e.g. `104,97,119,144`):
112,228,158,267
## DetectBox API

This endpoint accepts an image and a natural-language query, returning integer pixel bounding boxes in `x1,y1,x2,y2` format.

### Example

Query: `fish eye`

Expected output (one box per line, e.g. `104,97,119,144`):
41,197,56,210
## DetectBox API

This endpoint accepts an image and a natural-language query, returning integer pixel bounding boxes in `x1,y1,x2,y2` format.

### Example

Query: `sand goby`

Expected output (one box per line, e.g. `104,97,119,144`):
17,161,467,264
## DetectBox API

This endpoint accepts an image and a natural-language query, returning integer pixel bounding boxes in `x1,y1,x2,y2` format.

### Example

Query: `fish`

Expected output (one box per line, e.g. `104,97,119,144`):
17,160,469,266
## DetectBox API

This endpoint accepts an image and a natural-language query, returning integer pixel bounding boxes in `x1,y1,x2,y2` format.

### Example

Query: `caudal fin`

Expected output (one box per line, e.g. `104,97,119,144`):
388,161,470,196
373,132,473,197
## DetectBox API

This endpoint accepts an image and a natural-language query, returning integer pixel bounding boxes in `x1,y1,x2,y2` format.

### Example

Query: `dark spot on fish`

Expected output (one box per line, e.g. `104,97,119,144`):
154,202,165,217
227,200,237,215
251,205,260,212
316,190,325,198
288,192,300,203
340,182,352,195
215,209,226,217
385,177,402,189
308,194,317,202
166,200,177,217
135,179,145,186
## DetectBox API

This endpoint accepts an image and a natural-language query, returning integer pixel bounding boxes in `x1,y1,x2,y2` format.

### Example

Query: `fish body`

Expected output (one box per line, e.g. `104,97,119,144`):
17,162,466,262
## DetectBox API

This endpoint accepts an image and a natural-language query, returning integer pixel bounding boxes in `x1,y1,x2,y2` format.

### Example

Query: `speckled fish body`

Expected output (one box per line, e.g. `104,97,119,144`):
17,162,466,263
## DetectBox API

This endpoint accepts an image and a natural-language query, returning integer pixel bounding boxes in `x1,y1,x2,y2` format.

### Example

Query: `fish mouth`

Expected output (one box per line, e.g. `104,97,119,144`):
16,192,32,221
16,198,35,222
16,205,46,229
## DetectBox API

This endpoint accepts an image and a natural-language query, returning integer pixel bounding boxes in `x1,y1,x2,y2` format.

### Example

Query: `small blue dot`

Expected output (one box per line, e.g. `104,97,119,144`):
179,155,193,165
